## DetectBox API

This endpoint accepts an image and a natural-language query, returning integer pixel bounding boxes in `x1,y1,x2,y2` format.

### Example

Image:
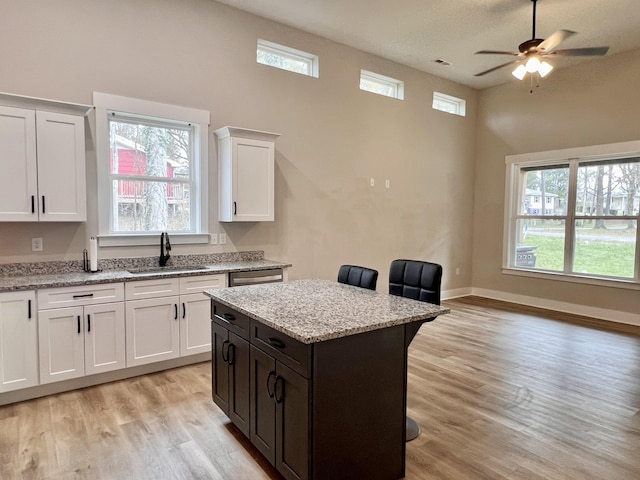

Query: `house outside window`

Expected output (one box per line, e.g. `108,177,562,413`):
94,92,210,246
504,141,640,284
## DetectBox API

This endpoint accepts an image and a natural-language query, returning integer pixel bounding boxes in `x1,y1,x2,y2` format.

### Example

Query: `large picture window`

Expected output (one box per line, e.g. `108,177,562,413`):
504,141,640,284
94,93,210,246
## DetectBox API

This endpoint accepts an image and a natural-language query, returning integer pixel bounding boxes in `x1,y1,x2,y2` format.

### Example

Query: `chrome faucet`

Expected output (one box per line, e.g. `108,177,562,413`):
159,231,171,266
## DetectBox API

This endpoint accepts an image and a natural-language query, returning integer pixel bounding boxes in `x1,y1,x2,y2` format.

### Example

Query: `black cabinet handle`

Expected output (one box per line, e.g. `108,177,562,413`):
233,201,237,215
268,337,286,349
182,302,186,319
267,371,276,398
31,195,35,214
274,376,284,404
223,313,236,322
28,299,32,319
77,315,81,334
87,314,91,332
73,293,94,299
174,304,178,320
227,343,235,365
42,195,46,214
221,340,229,363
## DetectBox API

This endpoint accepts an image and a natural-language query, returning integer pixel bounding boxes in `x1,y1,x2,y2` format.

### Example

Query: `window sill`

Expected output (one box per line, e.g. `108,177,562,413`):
502,267,640,291
98,233,211,248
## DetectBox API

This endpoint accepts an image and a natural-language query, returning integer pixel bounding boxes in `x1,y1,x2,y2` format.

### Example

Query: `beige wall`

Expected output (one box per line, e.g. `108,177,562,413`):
0,0,477,292
474,48,640,317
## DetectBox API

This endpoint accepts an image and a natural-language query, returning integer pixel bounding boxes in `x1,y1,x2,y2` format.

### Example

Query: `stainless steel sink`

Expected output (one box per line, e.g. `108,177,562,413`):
127,266,209,275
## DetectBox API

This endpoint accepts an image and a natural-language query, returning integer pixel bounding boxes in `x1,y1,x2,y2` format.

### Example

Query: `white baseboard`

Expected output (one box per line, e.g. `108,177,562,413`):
442,287,473,300
470,287,640,327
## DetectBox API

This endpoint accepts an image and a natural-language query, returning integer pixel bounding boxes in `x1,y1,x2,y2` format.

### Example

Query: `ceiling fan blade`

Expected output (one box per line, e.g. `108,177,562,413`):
546,46,610,57
475,50,521,56
475,60,521,77
538,30,577,52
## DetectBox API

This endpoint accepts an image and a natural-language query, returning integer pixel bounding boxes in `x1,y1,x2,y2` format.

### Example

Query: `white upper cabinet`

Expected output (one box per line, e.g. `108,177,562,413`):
215,126,280,222
0,93,90,222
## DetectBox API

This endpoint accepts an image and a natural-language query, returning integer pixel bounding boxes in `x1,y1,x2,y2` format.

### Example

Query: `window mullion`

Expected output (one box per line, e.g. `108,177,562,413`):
563,160,579,273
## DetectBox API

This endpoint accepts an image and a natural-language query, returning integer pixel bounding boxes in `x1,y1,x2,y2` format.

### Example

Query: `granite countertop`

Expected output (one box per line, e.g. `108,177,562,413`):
0,258,291,293
205,279,450,344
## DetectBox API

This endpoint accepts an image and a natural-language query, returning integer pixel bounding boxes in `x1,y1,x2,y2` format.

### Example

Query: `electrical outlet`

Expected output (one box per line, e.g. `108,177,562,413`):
219,233,227,245
369,178,375,187
456,267,460,276
32,237,43,252
210,233,218,245
385,179,391,189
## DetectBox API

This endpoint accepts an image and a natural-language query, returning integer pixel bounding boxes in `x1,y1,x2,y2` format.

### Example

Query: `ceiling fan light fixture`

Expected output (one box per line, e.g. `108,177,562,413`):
525,56,541,73
538,61,553,77
512,64,527,80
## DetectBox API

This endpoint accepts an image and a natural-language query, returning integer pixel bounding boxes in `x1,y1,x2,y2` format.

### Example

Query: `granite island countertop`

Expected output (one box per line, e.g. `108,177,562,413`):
0,258,291,293
205,279,450,344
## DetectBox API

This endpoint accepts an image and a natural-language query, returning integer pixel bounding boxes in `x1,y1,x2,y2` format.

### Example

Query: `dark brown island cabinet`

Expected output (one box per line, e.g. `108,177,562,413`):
210,288,447,480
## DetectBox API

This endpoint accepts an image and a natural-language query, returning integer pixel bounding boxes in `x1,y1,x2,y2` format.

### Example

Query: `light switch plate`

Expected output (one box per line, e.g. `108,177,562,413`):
219,233,227,245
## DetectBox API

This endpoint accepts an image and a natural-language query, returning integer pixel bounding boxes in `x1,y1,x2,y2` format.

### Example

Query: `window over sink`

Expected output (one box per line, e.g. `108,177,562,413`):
94,93,210,247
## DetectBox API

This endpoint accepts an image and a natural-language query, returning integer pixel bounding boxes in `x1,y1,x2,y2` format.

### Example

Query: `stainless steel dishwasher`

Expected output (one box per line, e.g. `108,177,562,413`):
228,268,284,287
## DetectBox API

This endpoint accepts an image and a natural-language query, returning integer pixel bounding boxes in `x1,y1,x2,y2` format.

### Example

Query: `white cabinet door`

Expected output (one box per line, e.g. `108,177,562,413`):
215,127,280,222
180,292,212,356
232,137,275,221
84,302,126,375
36,111,86,221
0,106,38,221
0,291,38,392
125,296,180,367
38,306,85,384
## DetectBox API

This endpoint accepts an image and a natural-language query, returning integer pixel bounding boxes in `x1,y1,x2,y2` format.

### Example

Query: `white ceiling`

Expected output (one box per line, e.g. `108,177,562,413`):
215,0,640,89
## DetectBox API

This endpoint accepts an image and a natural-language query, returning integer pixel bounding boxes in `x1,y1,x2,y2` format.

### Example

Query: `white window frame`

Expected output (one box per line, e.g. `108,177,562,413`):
359,70,404,100
93,92,210,247
432,92,466,116
504,139,640,290
257,39,319,78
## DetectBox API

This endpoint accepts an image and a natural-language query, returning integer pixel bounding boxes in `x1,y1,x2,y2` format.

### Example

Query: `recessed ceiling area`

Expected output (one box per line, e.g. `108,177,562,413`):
214,0,640,89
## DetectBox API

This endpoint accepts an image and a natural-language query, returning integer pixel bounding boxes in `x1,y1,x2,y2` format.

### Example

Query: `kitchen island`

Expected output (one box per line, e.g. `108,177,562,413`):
206,279,449,480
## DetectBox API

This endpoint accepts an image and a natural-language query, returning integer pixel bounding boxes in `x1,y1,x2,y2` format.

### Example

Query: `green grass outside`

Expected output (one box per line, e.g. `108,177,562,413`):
525,234,636,278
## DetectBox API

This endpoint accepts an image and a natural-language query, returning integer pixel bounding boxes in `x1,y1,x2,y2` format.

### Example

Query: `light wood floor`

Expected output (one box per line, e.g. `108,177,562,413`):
2,296,640,479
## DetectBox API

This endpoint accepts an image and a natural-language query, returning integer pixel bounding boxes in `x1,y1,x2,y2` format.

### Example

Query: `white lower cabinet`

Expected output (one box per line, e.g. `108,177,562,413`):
125,295,181,367
0,291,38,392
37,284,125,384
125,274,226,366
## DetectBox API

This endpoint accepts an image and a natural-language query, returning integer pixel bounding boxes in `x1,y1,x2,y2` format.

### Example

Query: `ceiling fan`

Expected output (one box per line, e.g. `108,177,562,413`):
475,0,609,80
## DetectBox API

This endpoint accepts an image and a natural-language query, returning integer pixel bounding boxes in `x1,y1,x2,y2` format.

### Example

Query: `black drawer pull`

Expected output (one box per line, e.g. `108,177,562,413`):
223,313,236,321
268,337,286,349
182,302,186,319
42,195,46,214
31,195,35,214
87,314,91,332
73,293,94,299
28,299,32,319
174,304,178,320
77,315,81,334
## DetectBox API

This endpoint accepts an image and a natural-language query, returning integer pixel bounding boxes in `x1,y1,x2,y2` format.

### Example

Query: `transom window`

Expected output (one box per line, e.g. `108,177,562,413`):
432,92,466,117
359,70,404,100
94,92,210,246
257,39,319,78
505,141,640,284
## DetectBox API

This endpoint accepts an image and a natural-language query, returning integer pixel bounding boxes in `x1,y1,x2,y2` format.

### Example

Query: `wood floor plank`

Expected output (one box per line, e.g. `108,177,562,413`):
1,296,640,479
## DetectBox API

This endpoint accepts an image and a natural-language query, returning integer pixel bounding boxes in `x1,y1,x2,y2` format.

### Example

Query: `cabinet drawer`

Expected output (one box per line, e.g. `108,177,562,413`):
211,301,250,339
37,283,124,309
125,278,180,300
251,321,311,378
180,274,226,295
